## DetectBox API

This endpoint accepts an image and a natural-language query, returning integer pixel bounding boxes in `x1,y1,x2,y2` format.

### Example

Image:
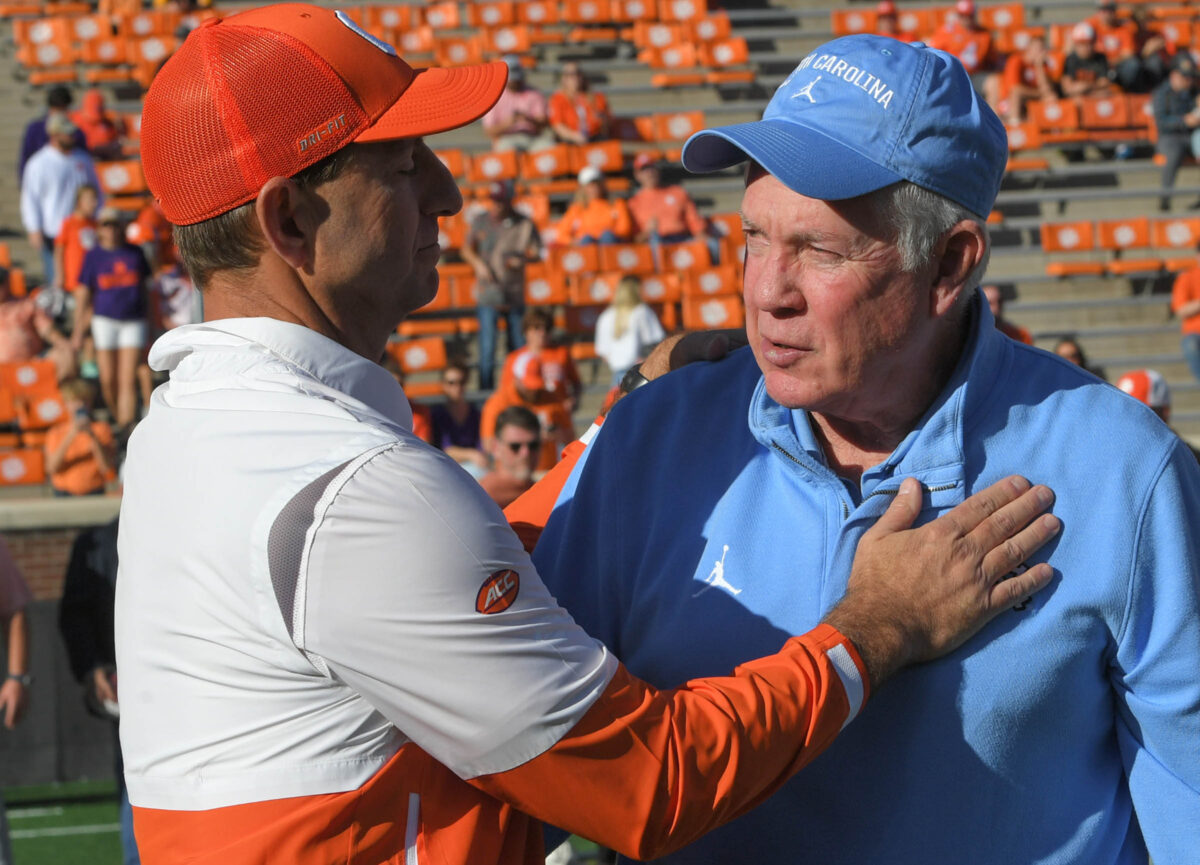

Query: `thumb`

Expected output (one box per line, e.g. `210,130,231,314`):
869,477,923,537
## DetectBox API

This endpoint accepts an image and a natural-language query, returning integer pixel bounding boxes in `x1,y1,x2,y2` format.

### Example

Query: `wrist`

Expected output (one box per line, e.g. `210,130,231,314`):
6,672,32,686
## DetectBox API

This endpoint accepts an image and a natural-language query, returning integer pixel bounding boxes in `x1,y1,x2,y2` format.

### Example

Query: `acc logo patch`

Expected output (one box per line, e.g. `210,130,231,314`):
476,569,520,614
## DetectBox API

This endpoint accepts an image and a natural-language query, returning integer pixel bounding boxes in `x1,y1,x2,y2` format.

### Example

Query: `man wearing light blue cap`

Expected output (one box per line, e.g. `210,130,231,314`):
536,35,1200,865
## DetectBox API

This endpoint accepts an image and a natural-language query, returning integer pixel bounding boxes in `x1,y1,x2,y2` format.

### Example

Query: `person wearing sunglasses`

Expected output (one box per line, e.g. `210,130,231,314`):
480,405,542,508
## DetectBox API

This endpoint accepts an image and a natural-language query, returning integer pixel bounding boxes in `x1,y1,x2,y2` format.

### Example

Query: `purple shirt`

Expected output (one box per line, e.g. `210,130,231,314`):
78,244,149,321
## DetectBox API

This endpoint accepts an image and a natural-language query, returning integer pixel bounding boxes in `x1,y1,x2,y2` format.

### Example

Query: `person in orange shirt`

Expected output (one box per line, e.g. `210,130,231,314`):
556,166,632,245
43,377,115,497
1171,257,1200,383
628,153,710,245
874,0,915,43
548,61,611,144
70,89,126,161
927,0,994,78
53,183,99,291
983,285,1033,345
125,199,178,274
992,34,1060,124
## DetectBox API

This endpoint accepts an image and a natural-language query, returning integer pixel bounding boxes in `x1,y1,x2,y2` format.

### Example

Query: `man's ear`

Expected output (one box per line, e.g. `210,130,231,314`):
931,220,987,317
255,177,315,272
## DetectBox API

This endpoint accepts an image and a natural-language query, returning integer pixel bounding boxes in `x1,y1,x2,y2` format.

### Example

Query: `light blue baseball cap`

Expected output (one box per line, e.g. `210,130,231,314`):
680,35,1007,219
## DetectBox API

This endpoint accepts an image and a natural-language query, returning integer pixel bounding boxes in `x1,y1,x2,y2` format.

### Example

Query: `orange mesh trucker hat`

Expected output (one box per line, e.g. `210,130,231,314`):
141,4,507,225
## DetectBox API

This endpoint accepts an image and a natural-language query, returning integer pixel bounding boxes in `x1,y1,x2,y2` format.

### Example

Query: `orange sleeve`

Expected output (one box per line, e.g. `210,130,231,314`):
548,92,572,130
683,191,708,238
611,199,633,241
503,435,588,551
1171,269,1196,313
557,203,582,245
471,624,868,861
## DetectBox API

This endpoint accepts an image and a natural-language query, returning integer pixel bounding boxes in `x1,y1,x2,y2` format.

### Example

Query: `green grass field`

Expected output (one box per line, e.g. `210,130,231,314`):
5,780,124,865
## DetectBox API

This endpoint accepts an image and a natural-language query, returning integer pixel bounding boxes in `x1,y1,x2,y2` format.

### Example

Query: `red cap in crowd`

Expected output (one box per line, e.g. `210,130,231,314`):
633,152,660,171
955,0,975,17
1117,370,1170,410
876,0,897,17
140,4,507,226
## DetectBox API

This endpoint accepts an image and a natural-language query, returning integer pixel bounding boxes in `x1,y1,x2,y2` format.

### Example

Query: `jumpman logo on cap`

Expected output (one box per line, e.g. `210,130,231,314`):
793,76,821,103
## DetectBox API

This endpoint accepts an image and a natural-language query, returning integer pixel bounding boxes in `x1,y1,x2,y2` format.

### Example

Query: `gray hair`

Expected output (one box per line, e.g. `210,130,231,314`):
871,181,991,293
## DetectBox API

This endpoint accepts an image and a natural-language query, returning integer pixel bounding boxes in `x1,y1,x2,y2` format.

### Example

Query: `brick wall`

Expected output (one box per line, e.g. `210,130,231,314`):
3,528,77,600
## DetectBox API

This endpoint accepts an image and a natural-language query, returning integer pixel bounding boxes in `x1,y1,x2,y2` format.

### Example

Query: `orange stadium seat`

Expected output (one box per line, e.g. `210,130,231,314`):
612,0,657,22
16,390,66,431
525,264,569,306
654,110,705,142
561,0,611,25
1097,217,1150,251
71,13,111,41
96,159,145,196
13,16,72,48
427,274,455,313
0,359,57,395
397,26,434,54
0,390,15,427
571,141,624,174
0,450,46,487
485,25,531,54
1028,99,1080,134
1154,19,1192,48
550,245,600,277
600,243,656,275
831,9,876,37
364,5,416,31
683,295,744,329
640,272,682,304
1080,95,1129,130
649,71,706,88
709,212,745,244
1045,260,1105,278
643,42,698,70
435,35,484,67
0,432,17,450
897,8,934,38
630,21,684,49
978,3,1024,34
0,244,11,269
700,37,749,68
0,4,45,18
705,70,756,85
1152,217,1200,249
438,214,466,251
562,304,604,338
7,269,26,299
118,10,180,38
466,1,516,28
468,150,519,184
392,337,448,375
683,265,739,298
522,144,573,180
691,12,732,42
17,35,75,69
517,0,559,25
422,1,461,29
128,35,176,66
570,272,620,306
659,0,705,21
1127,94,1153,130
660,239,711,273
1005,122,1043,152
397,317,457,338
449,274,479,308
1040,221,1095,253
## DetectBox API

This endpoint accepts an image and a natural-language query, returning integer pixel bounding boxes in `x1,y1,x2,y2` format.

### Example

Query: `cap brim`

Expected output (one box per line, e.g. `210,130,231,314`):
681,119,903,202
357,60,508,142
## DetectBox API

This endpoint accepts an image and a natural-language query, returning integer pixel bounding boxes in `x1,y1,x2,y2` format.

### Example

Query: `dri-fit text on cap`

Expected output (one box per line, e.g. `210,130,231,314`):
794,53,894,108
299,114,348,152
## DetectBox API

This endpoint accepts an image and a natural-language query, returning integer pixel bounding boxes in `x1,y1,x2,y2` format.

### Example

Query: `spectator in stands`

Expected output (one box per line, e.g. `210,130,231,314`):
479,405,541,508
1062,23,1115,100
482,55,555,153
431,362,487,475
18,85,84,180
20,114,102,285
0,265,75,377
874,1,914,43
70,89,127,161
482,308,578,471
1128,6,1172,94
1152,55,1200,212
58,516,141,865
983,285,1033,344
44,377,116,496
628,153,712,257
126,199,178,274
927,0,994,79
1116,368,1200,461
1054,335,1106,379
991,34,1060,124
72,207,151,431
1171,247,1200,383
54,183,99,291
461,180,541,391
0,537,32,864
557,166,632,245
548,61,611,144
594,275,665,386
1085,0,1144,92
381,354,433,443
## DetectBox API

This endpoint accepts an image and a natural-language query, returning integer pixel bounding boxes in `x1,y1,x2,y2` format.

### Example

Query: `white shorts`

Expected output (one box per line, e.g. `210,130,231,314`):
91,315,147,351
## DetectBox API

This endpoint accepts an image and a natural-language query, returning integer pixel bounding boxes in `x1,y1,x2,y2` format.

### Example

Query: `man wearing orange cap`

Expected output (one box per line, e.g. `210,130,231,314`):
114,7,1060,864
1115,369,1200,460
874,0,915,43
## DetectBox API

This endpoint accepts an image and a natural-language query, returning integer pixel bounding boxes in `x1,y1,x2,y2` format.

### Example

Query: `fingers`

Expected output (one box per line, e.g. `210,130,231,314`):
938,475,1033,539
866,477,923,537
969,483,1056,555
980,512,1061,582
988,562,1054,610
